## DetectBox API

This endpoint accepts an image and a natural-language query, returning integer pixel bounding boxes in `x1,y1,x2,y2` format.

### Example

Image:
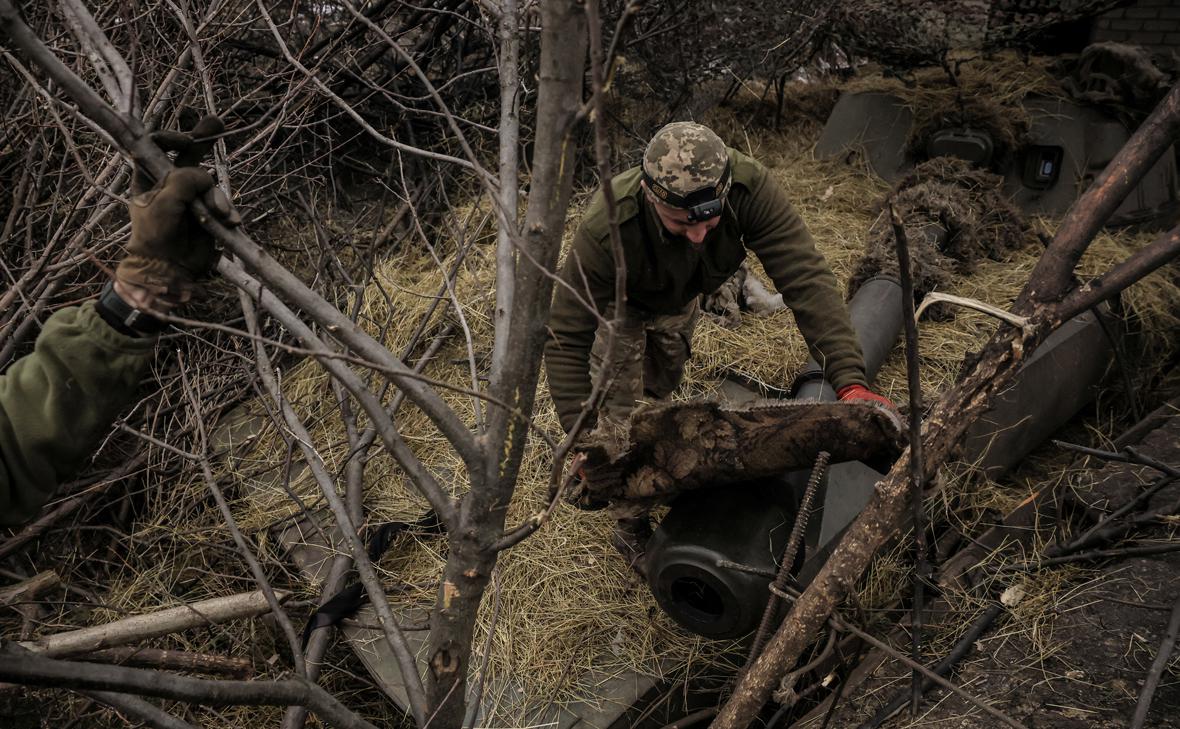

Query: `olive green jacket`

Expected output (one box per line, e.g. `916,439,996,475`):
0,303,154,525
545,148,866,432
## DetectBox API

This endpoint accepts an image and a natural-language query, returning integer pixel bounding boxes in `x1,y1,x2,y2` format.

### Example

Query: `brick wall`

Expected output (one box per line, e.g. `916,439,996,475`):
1092,0,1180,56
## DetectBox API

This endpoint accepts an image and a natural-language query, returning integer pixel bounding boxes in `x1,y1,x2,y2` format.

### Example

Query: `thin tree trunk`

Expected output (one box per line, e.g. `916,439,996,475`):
491,0,521,382
423,3,587,726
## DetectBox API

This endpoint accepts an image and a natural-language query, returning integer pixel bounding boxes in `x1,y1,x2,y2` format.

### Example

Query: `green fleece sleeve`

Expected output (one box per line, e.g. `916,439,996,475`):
544,222,617,434
738,163,867,390
0,303,155,525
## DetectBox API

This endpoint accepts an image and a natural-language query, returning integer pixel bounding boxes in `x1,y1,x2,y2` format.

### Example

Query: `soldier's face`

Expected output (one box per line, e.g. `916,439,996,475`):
645,186,721,247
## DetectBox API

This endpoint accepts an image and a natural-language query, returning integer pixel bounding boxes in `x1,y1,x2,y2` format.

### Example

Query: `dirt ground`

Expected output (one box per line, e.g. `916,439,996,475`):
811,397,1180,729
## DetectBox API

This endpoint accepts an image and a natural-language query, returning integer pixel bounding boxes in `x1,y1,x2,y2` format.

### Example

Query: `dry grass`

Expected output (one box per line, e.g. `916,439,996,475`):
80,63,1180,726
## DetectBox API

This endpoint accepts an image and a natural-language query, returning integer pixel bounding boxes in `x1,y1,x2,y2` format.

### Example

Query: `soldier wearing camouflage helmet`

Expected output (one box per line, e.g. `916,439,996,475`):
544,121,892,569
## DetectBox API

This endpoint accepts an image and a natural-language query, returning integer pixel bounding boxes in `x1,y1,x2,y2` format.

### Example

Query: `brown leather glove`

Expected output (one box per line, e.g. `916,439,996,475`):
116,115,240,306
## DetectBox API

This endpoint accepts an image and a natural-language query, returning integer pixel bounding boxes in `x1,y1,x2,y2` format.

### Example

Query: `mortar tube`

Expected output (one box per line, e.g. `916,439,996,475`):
793,275,904,400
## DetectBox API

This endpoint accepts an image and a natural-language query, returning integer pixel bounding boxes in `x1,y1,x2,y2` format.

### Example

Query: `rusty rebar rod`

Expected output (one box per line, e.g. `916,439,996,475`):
745,450,831,668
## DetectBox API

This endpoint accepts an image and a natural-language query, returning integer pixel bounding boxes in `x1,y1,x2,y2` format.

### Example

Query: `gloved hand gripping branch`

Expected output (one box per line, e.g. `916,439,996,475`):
115,115,241,312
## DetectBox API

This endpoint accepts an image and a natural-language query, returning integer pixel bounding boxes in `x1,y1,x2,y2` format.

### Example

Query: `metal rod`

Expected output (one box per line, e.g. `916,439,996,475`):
745,451,830,668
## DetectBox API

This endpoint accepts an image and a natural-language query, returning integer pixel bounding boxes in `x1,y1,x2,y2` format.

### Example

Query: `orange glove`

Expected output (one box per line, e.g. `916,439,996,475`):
837,384,895,410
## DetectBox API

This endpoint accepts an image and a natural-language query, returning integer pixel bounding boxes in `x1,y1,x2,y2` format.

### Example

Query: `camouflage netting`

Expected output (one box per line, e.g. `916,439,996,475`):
848,157,1037,314
904,95,1032,171
1056,41,1176,127
830,0,1133,72
571,399,903,513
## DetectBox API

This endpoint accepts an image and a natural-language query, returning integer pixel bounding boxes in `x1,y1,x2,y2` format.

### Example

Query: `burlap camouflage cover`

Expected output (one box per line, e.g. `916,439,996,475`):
569,397,904,511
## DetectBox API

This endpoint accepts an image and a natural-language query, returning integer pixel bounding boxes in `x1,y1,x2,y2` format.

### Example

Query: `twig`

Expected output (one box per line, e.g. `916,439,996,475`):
1011,541,1180,571
252,0,479,173
657,707,718,729
1051,440,1180,477
494,452,586,551
77,647,252,678
0,0,486,477
0,452,148,561
221,260,457,525
751,579,1025,729
1054,477,1180,555
857,603,1006,728
770,627,839,713
77,688,195,729
890,203,928,716
1055,224,1180,322
821,605,1026,729
115,422,201,461
240,291,430,726
178,352,306,676
1130,595,1180,729
0,571,61,608
57,0,137,115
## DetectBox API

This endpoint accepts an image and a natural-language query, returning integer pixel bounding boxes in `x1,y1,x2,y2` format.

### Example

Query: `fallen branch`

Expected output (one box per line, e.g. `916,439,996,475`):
857,603,1006,728
1130,595,1180,729
1009,541,1180,571
823,606,1026,729
889,202,928,716
179,354,306,676
19,590,288,658
1052,440,1180,477
0,571,60,608
78,646,253,678
0,648,377,729
0,452,148,561
241,289,430,726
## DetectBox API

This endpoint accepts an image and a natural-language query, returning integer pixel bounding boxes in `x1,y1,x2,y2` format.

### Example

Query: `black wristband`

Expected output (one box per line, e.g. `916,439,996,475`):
95,281,167,336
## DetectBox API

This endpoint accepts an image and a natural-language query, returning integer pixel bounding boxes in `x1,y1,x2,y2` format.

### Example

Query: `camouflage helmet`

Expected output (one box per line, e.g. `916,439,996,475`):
642,122,732,217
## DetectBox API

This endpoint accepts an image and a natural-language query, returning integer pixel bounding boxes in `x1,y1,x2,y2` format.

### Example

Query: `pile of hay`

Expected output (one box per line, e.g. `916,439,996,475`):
91,61,1180,726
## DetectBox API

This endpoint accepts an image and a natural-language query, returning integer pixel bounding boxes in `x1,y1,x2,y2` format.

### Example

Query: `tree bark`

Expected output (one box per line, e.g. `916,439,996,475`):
491,0,522,381
423,2,587,727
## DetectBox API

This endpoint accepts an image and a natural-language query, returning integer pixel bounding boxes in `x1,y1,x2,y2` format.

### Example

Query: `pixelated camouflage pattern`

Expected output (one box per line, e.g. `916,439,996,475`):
642,122,731,199
587,299,700,426
701,263,748,329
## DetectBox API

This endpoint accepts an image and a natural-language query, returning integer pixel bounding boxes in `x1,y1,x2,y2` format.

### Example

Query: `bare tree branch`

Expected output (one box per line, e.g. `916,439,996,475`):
0,647,378,729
